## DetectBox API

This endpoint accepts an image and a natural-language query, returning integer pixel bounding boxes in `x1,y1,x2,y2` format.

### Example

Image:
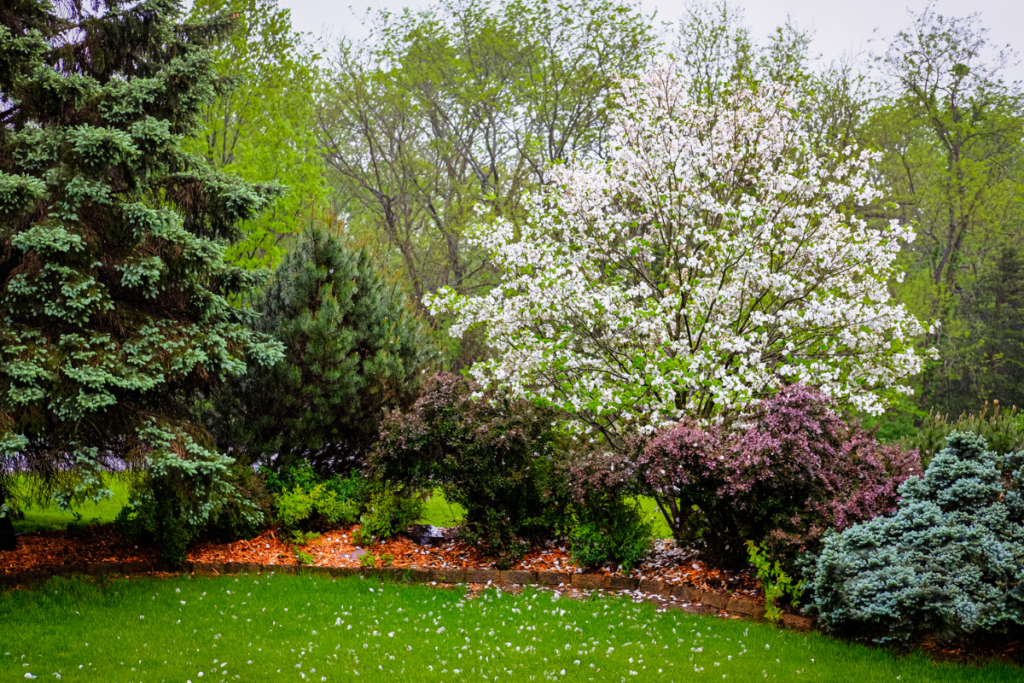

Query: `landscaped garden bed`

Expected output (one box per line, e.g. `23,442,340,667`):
2,2,1023,680
0,525,765,621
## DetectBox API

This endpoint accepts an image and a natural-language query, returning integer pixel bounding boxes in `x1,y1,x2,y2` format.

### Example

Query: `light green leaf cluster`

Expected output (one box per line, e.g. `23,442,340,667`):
184,0,329,269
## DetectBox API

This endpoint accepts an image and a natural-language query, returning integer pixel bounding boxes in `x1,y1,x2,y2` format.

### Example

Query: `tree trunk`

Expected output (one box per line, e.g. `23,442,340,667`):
0,487,16,551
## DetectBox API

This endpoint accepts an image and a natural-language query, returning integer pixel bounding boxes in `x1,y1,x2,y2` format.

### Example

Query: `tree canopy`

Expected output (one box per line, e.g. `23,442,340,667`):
185,0,329,269
432,65,931,441
0,0,283,550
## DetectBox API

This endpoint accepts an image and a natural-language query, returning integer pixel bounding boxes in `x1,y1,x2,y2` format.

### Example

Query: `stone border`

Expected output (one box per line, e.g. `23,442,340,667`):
0,561,809,630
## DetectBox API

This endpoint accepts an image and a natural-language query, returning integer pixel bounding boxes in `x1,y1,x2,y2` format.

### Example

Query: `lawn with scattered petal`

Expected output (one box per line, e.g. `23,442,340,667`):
0,574,1015,682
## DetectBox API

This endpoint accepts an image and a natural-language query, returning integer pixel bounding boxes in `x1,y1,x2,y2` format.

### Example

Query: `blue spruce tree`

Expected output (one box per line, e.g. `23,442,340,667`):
0,0,284,553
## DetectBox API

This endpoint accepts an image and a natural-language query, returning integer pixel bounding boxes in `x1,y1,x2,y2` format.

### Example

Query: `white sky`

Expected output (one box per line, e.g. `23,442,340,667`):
274,0,1024,84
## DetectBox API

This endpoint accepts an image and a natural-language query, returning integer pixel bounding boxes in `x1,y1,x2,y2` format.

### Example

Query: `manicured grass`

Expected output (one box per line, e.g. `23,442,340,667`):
9,474,131,533
633,496,673,539
0,574,1015,682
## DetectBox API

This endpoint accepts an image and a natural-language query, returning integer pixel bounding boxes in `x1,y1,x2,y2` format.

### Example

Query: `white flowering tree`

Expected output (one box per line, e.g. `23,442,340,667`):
429,64,933,441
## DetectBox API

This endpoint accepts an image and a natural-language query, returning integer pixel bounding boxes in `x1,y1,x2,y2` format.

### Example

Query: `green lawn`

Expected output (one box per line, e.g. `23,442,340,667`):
9,474,132,534
0,574,1014,682
418,491,674,539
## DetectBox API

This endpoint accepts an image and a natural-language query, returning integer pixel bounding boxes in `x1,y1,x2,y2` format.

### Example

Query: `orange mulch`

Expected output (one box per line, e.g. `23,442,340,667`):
0,523,759,599
0,527,159,573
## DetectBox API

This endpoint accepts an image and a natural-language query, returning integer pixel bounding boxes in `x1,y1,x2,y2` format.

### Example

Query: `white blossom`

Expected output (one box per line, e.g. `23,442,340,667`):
430,64,933,436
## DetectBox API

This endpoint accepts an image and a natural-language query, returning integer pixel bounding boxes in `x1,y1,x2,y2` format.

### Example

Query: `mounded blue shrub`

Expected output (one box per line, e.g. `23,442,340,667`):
806,432,1024,643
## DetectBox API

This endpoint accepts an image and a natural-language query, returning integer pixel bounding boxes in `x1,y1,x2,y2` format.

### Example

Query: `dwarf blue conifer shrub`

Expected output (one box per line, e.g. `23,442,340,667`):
806,432,1024,643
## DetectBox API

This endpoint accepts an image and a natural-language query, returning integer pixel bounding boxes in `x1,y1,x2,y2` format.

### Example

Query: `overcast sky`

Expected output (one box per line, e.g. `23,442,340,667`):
270,0,1024,84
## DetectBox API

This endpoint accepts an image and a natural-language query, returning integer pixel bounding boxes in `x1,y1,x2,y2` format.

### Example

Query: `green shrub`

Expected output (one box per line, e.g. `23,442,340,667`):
263,462,367,532
275,483,358,532
806,432,1024,643
117,461,265,567
205,228,437,472
206,464,273,542
569,499,653,573
263,462,368,501
901,402,1024,466
353,483,424,545
745,541,805,623
370,373,572,567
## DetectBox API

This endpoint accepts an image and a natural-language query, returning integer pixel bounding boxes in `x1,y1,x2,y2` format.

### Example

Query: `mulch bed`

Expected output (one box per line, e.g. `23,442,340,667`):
0,523,758,598
2,524,1020,667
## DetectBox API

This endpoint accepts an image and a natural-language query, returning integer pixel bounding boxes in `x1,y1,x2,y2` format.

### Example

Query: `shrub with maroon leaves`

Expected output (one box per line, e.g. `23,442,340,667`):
638,385,921,571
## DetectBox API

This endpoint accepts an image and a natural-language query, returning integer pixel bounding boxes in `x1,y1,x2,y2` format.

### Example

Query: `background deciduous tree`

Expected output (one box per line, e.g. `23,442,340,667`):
871,3,1024,415
185,0,329,269
316,0,657,367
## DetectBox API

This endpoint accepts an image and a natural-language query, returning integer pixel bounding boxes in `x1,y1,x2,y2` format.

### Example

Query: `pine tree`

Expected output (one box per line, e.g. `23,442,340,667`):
0,0,284,551
207,228,436,472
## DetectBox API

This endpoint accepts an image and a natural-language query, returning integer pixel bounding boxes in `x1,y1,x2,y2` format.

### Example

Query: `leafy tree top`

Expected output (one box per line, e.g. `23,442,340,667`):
184,0,329,269
0,0,283,513
432,64,934,442
208,227,437,471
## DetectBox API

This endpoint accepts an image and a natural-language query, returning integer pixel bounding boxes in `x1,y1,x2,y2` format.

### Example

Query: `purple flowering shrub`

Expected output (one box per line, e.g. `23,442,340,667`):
639,385,921,570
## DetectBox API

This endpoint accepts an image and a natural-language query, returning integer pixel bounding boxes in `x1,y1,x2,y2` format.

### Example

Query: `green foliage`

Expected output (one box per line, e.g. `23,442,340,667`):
901,402,1024,466
358,553,376,568
274,484,357,532
371,373,573,567
261,462,366,501
205,461,273,541
290,528,319,566
117,456,266,565
185,0,329,268
871,8,1024,415
807,432,1024,643
263,462,364,532
353,483,424,545
206,227,436,470
289,530,321,546
318,0,656,368
569,499,653,574
745,541,805,623
0,0,284,551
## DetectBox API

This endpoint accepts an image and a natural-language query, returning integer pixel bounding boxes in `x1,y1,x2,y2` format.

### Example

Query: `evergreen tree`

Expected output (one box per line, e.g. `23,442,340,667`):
207,228,436,472
937,246,1024,413
0,0,283,551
